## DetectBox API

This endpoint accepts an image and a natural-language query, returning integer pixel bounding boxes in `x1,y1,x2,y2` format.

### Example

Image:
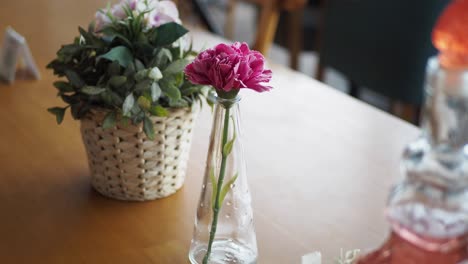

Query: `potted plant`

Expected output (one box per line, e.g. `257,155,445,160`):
47,0,212,201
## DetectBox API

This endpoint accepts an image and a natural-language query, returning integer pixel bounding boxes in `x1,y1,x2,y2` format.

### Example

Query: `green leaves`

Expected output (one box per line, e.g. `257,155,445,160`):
65,70,85,88
209,116,239,209
217,89,240,100
149,105,168,117
53,81,74,93
153,23,188,46
101,90,123,105
143,116,155,140
107,61,121,76
124,62,136,77
150,82,162,102
135,79,152,92
78,26,94,45
98,46,133,67
163,59,189,75
108,75,127,88
57,44,81,59
102,111,116,129
209,169,239,209
61,94,80,104
223,133,236,156
81,86,106,95
137,96,151,110
149,67,163,80
160,78,181,101
135,59,145,71
219,173,238,205
48,107,67,124
155,48,172,66
101,27,133,47
123,93,135,116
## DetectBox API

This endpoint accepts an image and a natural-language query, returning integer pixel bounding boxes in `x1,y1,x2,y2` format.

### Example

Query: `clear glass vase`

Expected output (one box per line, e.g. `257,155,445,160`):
356,58,468,263
189,96,258,264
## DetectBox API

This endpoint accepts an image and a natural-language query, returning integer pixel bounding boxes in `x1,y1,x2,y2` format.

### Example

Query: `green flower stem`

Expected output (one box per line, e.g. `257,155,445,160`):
203,106,231,264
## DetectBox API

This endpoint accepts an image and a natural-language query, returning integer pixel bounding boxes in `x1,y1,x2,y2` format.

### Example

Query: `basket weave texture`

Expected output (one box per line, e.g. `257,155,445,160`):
80,106,199,201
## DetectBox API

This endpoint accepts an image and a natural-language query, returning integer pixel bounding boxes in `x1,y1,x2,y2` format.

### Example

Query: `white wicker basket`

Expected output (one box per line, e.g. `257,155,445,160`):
80,106,199,201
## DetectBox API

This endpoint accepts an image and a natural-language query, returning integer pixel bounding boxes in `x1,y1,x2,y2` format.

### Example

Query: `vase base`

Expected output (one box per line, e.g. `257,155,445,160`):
189,239,257,264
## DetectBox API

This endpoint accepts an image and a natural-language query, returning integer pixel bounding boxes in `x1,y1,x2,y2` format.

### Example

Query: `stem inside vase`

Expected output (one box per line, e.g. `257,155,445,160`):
203,106,231,264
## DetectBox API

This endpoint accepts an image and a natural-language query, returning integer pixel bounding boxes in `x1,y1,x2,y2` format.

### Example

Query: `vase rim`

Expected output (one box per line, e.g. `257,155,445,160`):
215,95,241,102
215,95,241,107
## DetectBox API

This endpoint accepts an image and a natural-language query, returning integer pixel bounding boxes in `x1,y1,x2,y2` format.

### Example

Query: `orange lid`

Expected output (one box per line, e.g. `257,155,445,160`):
433,0,468,68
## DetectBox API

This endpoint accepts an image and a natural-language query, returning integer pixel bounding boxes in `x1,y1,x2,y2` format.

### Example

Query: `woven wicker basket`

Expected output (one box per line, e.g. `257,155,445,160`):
80,106,199,201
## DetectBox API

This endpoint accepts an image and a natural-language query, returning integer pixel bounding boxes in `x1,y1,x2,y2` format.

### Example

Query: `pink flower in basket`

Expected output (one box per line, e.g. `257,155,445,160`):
147,1,181,27
184,42,272,94
95,0,181,31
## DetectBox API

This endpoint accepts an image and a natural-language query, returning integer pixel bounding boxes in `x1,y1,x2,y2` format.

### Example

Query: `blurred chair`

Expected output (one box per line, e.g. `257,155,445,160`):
190,0,224,35
228,0,308,54
316,0,449,122
274,0,322,69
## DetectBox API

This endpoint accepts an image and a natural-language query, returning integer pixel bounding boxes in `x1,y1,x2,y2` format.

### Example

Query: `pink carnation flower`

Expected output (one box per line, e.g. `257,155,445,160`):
184,42,272,93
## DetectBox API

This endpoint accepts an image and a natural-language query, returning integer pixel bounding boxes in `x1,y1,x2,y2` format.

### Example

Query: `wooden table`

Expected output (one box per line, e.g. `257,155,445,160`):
0,1,419,263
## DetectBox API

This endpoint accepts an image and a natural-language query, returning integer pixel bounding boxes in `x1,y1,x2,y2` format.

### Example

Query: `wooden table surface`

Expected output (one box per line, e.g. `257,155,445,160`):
0,1,419,263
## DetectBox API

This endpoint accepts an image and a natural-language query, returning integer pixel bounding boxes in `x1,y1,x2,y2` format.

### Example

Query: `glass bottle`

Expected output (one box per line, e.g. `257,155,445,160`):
356,58,468,263
189,96,258,264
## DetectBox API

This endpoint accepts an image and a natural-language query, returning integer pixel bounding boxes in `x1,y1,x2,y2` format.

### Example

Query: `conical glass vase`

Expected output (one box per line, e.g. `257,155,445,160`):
189,96,258,264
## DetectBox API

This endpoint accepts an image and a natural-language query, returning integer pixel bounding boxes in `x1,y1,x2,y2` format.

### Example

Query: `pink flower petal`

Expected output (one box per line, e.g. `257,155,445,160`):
185,42,272,93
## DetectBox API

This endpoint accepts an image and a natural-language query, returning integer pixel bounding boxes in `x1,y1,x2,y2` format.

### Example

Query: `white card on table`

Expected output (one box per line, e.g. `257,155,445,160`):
302,251,322,264
0,27,40,83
